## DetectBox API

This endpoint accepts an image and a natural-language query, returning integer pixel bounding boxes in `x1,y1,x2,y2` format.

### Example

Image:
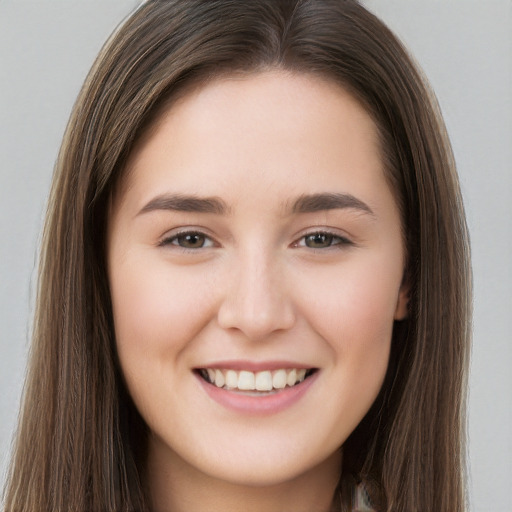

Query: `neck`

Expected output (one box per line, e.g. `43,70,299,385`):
146,440,342,512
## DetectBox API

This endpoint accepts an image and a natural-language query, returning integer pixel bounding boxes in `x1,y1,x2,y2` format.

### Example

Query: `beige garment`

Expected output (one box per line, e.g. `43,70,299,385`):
353,483,375,512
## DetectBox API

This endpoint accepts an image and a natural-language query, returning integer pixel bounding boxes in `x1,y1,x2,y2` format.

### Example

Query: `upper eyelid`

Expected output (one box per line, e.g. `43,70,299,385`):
158,228,217,247
293,232,353,247
293,227,354,243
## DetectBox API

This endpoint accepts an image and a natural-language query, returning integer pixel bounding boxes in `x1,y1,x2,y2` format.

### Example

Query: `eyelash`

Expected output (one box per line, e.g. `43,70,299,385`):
159,231,215,250
293,231,354,250
159,229,353,251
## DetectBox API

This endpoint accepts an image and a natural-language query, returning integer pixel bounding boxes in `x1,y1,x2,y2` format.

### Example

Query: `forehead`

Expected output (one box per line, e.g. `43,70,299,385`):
117,71,388,209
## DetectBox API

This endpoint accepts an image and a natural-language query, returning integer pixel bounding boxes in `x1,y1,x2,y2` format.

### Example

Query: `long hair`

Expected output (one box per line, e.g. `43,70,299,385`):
4,1,471,510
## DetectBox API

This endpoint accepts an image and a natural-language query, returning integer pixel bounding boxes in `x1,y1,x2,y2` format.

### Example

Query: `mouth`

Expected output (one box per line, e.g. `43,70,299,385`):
195,367,317,394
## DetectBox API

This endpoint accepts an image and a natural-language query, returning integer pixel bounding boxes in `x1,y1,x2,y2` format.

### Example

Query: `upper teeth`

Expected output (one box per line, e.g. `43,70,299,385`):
203,368,309,391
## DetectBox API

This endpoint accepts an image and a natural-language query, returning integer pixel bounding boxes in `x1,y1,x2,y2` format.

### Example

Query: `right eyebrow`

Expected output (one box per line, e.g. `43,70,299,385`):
137,193,229,216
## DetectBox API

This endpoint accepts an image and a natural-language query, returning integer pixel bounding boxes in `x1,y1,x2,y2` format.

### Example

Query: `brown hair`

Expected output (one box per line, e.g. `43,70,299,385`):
4,1,471,510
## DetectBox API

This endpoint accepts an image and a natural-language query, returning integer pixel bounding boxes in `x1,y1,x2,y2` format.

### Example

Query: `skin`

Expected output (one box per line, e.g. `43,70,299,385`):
107,70,408,512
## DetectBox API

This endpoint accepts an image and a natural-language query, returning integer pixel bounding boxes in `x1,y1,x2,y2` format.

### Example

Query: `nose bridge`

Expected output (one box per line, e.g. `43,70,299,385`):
217,243,295,340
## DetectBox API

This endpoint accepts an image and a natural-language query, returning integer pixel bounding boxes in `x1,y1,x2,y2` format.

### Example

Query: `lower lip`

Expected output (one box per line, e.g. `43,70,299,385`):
195,371,319,415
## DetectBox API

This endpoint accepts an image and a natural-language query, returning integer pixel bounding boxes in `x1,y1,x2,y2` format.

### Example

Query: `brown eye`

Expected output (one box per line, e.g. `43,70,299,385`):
304,233,336,248
176,233,206,248
161,231,214,249
298,232,353,249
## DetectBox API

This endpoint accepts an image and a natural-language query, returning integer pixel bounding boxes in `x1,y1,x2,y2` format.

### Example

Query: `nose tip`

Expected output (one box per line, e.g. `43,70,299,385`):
216,260,296,341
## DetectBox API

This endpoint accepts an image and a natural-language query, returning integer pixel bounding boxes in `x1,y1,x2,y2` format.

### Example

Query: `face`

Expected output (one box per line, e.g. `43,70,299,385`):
107,71,408,489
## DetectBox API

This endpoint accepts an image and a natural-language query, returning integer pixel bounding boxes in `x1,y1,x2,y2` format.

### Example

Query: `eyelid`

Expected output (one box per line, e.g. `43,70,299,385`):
292,229,354,249
158,228,218,249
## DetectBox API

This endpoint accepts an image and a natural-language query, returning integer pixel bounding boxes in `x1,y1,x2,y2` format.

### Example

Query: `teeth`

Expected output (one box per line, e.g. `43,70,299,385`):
214,369,225,388
225,369,238,388
201,368,312,391
272,369,287,389
255,371,273,391
286,369,297,387
238,371,255,390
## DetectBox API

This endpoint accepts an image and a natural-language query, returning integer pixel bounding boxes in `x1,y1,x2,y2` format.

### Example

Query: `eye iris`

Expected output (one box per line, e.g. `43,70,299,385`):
306,233,333,248
179,233,205,248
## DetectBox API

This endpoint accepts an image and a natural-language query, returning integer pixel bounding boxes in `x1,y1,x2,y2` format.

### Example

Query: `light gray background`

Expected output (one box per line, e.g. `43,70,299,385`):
0,1,510,510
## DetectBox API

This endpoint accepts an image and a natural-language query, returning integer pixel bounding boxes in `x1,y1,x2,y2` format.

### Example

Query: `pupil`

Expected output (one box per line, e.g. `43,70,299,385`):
182,233,204,248
307,233,331,248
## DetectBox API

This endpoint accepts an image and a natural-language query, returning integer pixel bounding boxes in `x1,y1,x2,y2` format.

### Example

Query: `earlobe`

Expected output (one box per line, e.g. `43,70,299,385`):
394,281,410,321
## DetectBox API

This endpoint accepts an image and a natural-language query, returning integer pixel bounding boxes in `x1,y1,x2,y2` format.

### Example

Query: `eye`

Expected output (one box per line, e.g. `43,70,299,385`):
160,231,215,249
296,231,353,249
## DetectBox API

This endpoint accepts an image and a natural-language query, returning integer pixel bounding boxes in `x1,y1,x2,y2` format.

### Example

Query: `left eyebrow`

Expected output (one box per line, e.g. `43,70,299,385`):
137,193,229,216
290,193,375,216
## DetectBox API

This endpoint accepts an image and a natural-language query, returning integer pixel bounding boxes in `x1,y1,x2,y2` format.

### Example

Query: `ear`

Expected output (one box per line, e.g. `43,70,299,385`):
393,278,410,321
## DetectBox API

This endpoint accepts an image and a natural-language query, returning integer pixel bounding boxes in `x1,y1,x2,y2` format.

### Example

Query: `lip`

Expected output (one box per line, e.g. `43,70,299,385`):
195,365,319,416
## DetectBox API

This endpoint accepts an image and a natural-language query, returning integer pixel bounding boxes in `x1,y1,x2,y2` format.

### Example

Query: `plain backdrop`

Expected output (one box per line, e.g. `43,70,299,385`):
0,1,510,510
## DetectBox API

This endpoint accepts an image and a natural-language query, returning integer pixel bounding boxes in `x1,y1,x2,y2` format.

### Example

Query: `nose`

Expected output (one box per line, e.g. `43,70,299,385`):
217,249,296,342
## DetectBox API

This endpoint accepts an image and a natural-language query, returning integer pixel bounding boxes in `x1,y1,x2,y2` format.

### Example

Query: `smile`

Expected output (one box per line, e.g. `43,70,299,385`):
195,365,320,415
198,368,316,392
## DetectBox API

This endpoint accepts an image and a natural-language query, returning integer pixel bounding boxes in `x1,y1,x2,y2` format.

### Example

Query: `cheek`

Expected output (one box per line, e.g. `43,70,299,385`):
303,259,401,348
109,255,217,386
324,276,393,386
295,253,401,410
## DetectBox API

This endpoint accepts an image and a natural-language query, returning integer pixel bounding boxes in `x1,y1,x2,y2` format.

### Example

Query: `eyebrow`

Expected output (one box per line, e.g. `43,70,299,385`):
137,192,374,217
138,194,228,216
290,193,375,216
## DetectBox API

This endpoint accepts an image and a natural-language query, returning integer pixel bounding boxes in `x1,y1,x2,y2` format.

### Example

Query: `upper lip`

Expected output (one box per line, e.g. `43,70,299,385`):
195,360,316,372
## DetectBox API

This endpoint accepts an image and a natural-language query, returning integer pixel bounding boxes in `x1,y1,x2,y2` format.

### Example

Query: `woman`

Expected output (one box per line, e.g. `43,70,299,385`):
3,1,471,511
